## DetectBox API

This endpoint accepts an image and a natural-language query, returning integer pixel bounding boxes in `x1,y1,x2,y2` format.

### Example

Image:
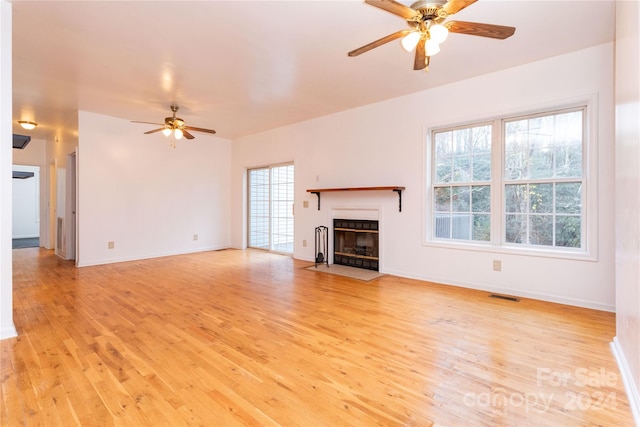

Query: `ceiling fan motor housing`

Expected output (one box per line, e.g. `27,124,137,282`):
409,1,448,27
165,117,185,129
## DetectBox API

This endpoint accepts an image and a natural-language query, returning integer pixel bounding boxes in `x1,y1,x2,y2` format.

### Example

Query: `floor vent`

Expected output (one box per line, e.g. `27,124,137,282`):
489,293,520,302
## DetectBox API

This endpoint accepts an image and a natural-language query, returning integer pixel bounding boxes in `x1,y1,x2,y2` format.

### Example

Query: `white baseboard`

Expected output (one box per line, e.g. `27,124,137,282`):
77,245,231,267
0,324,17,340
382,268,615,312
611,337,640,426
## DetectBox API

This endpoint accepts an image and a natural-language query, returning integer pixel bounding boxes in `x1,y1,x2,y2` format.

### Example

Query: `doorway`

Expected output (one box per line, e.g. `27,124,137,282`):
247,163,294,254
12,165,40,249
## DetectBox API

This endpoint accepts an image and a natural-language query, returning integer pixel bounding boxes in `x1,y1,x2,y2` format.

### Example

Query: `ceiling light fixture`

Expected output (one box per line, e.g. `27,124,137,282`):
400,20,448,65
429,23,449,44
425,38,441,56
401,31,421,52
18,120,37,130
161,127,185,140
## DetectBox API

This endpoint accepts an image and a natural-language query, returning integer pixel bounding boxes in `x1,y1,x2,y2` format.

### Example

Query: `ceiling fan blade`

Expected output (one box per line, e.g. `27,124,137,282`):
442,0,477,15
445,21,516,39
184,126,217,135
182,130,195,140
365,0,418,20
348,30,410,57
413,37,427,70
132,120,165,126
144,128,165,135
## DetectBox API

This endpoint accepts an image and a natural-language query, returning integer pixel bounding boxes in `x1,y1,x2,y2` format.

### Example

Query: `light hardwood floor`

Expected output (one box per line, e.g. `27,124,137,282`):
2,248,634,426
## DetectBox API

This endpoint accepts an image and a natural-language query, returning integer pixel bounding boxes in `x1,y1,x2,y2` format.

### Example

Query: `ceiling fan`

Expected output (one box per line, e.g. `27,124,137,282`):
131,104,216,140
348,0,516,72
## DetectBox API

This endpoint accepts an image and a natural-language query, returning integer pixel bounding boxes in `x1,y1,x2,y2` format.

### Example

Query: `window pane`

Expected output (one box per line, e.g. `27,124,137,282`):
555,143,582,177
530,215,553,246
505,184,527,213
505,214,526,244
556,216,581,248
434,187,451,212
452,186,470,212
505,110,583,181
505,151,527,180
555,111,583,177
472,126,492,153
472,154,491,181
473,214,490,241
271,164,294,253
435,131,452,156
434,214,450,238
248,168,270,249
453,156,471,182
452,214,471,240
453,128,470,154
529,143,554,179
529,183,553,214
556,182,582,214
436,158,452,183
471,186,490,212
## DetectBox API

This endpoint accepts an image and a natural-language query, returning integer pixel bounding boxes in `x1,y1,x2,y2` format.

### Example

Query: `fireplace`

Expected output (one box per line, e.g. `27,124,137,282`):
333,219,379,271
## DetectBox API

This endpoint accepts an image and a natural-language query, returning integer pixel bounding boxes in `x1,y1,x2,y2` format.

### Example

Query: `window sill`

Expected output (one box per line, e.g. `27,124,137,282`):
422,239,596,262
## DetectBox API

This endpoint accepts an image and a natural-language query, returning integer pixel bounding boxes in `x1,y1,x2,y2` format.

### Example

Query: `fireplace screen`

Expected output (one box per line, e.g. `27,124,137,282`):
333,219,379,271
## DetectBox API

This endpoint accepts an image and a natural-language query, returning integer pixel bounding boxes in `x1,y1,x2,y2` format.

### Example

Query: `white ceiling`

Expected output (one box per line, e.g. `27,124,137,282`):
11,0,615,141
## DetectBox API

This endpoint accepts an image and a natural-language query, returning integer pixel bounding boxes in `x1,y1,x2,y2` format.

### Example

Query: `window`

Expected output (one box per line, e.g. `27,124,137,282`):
433,124,492,242
248,163,295,253
503,111,583,248
428,107,587,253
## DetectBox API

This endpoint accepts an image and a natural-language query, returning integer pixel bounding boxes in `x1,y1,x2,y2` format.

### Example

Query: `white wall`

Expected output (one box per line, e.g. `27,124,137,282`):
613,0,640,422
77,111,231,266
232,43,616,311
47,123,79,257
12,165,39,238
0,0,16,339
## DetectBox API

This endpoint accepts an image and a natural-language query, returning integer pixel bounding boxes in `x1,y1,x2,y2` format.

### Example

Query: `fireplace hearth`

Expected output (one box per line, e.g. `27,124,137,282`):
333,219,379,271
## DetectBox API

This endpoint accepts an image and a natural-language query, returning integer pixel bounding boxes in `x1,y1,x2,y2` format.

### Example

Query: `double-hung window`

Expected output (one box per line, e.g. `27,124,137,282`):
433,124,492,242
428,106,587,254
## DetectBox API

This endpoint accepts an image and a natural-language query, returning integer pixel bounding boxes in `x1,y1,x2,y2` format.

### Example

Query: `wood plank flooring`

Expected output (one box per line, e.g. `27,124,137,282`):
1,248,634,426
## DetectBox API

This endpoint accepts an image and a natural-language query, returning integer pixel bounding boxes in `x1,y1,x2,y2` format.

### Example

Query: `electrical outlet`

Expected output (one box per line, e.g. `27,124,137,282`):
108,241,115,249
303,240,307,247
303,200,309,208
493,260,502,272
193,234,198,241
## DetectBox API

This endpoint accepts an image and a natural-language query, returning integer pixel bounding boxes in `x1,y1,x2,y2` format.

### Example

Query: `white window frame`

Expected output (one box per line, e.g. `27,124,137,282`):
424,101,597,261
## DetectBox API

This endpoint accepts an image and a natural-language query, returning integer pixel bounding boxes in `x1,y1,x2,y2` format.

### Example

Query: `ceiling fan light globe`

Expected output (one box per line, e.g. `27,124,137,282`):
425,39,440,56
162,128,172,137
429,24,448,44
401,31,421,52
174,128,184,140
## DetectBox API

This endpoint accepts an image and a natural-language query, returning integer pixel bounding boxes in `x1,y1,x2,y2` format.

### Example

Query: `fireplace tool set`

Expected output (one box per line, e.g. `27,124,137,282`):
314,226,329,267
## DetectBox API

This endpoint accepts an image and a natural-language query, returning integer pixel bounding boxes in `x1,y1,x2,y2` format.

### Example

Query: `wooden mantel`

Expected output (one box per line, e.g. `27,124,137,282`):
306,186,405,212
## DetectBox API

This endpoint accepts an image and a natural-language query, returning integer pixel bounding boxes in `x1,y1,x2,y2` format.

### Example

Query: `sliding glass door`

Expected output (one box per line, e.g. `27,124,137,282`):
248,163,294,254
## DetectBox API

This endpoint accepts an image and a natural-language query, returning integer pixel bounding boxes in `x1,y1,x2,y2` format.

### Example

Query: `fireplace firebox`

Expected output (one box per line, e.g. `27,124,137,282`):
333,219,379,271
